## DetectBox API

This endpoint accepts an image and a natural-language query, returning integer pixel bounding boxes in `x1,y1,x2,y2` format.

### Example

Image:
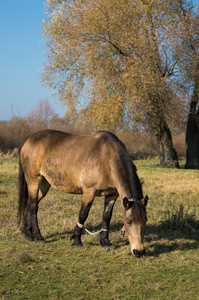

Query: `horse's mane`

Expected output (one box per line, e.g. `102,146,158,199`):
100,131,143,200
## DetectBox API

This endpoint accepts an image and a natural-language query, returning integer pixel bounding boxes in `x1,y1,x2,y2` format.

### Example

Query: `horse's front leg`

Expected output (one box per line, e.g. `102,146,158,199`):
100,194,118,247
71,191,94,247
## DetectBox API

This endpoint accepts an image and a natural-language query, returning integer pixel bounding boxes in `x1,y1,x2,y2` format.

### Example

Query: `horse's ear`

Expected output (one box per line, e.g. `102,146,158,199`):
123,197,130,210
141,196,148,207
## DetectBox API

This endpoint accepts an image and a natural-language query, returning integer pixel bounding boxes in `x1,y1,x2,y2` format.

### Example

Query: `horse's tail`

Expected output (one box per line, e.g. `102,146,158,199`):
18,151,28,228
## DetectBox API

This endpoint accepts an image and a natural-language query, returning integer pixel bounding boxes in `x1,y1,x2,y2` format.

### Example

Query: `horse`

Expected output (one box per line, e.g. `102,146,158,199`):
18,129,148,258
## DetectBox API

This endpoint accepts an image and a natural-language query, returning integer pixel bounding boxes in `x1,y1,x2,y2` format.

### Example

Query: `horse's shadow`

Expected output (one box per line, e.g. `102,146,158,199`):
45,230,73,243
44,222,125,243
44,221,199,257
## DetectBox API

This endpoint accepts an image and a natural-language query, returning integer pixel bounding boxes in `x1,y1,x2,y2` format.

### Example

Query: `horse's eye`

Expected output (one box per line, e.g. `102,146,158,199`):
126,220,132,226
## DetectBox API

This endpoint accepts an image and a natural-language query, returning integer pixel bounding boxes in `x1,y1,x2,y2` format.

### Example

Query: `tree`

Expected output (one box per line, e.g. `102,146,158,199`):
27,99,54,128
42,0,193,166
174,1,199,169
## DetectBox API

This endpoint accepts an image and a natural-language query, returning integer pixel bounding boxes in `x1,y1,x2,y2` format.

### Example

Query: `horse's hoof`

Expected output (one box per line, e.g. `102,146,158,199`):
35,239,45,244
100,239,112,247
72,242,83,248
24,235,34,242
35,236,45,243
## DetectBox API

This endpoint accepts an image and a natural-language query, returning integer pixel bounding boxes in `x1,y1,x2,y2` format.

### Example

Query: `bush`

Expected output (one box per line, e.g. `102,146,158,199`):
173,133,186,158
117,130,159,159
0,117,186,160
0,119,31,152
0,117,89,155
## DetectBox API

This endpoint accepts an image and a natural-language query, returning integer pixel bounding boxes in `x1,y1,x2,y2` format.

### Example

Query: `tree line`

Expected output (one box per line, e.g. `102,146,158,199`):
42,0,199,168
0,99,186,160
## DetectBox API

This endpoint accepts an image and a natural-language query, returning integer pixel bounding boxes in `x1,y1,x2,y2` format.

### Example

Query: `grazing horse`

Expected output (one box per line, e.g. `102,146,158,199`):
18,130,148,257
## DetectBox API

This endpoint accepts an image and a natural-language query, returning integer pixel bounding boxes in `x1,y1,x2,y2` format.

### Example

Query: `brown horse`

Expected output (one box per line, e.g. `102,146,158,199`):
18,130,148,257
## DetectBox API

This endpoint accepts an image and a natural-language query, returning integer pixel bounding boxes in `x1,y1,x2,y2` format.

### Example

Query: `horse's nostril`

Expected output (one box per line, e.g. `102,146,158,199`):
142,248,145,255
133,249,145,258
133,249,140,257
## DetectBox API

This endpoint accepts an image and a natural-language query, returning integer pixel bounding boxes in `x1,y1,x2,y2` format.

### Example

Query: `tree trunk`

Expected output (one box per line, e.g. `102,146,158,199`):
185,108,199,169
185,99,199,169
157,120,179,168
185,61,199,169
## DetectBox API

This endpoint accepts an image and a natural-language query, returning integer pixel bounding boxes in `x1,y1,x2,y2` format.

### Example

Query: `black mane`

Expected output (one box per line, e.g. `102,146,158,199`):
104,132,143,200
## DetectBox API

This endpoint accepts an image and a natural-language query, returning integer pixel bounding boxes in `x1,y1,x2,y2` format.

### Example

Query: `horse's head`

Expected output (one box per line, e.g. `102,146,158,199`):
123,196,148,258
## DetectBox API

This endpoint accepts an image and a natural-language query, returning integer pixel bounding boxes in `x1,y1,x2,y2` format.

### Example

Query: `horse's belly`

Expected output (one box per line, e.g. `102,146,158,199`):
95,188,117,197
53,183,83,194
41,160,82,194
45,175,83,194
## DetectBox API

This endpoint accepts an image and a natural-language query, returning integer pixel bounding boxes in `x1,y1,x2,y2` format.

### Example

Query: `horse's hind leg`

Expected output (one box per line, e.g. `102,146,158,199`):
100,194,118,247
29,199,44,242
22,199,34,241
71,190,94,247
26,176,50,242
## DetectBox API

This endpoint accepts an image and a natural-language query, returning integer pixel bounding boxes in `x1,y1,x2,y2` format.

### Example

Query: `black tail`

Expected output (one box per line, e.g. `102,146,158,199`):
18,153,28,227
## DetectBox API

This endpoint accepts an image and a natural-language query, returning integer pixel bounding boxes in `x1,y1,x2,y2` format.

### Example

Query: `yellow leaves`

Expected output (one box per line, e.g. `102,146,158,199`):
42,0,195,131
82,93,124,130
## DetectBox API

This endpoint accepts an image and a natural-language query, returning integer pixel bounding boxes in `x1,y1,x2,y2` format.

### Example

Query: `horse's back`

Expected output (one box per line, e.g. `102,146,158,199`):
20,130,123,194
22,129,122,160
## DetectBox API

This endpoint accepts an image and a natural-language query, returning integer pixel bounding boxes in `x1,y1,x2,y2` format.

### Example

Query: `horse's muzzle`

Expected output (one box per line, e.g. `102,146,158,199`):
133,248,145,258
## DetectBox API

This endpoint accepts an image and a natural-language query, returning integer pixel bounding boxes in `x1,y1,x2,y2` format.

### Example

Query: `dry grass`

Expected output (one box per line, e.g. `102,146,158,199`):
0,157,198,299
142,168,199,195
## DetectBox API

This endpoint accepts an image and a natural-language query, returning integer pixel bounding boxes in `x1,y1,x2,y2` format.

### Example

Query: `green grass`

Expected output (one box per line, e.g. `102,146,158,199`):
0,158,198,299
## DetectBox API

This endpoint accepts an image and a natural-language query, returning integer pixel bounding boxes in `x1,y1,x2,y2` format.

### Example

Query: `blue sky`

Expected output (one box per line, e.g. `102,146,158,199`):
0,0,65,121
1,1,198,121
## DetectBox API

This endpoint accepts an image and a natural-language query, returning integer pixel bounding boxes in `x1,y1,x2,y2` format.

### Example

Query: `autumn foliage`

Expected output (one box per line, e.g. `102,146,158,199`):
41,0,198,166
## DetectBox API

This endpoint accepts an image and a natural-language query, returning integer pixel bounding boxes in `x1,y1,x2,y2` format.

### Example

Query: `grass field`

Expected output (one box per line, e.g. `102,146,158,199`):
0,157,198,299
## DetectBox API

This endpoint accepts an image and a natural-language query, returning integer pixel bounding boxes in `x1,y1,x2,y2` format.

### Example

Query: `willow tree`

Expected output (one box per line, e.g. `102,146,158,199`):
42,0,189,166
